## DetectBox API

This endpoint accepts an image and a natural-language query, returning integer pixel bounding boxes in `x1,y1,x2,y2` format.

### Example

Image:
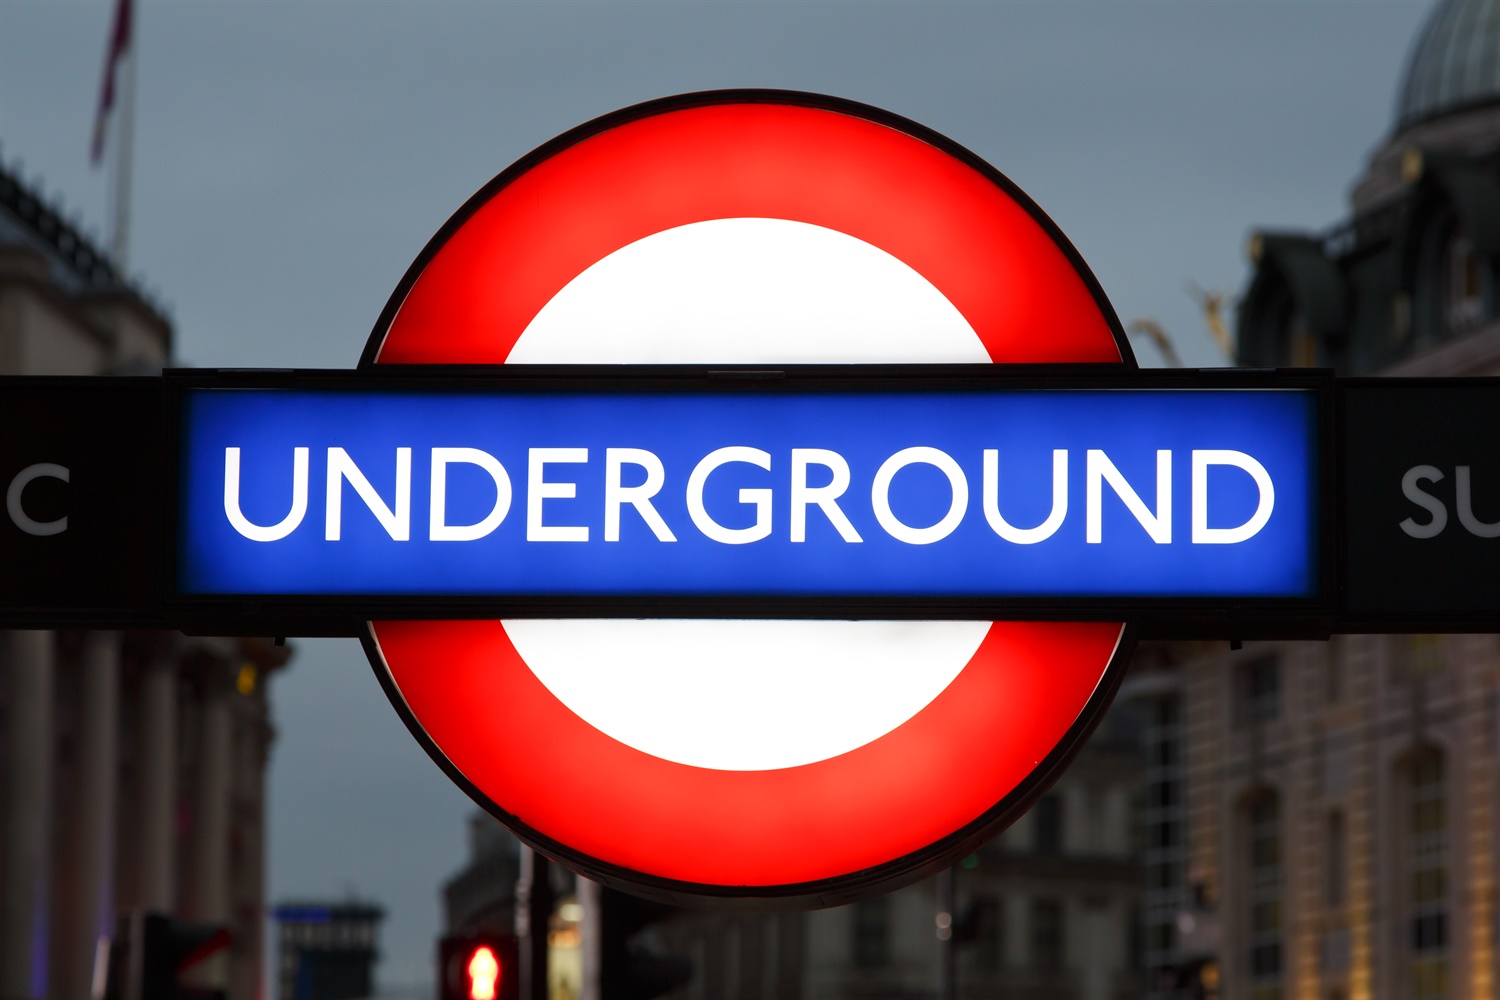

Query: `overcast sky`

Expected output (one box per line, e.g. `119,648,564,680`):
0,0,1436,990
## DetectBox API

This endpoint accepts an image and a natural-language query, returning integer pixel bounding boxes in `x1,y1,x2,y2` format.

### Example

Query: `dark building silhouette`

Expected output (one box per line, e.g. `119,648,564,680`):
273,902,384,1000
1239,0,1500,379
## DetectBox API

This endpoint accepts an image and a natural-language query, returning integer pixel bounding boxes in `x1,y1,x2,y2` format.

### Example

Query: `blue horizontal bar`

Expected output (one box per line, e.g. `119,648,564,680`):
178,387,1317,599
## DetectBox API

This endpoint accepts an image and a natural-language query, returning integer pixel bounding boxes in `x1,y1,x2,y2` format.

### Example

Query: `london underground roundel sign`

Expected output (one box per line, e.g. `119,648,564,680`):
360,91,1136,905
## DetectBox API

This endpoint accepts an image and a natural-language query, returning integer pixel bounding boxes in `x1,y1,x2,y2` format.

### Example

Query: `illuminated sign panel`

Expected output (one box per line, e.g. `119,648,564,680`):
178,385,1317,600
346,89,1181,905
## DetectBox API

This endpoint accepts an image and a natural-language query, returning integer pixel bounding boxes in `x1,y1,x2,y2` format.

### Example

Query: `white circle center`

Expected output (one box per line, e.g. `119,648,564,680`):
508,619,991,771
505,216,994,770
509,218,989,364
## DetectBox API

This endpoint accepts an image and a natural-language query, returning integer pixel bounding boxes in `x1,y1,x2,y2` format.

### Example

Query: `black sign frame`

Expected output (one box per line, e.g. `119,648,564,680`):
157,364,1336,637
0,368,1495,638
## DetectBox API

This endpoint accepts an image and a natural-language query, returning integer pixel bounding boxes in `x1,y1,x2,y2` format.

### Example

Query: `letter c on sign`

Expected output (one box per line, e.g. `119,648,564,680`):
7,463,69,536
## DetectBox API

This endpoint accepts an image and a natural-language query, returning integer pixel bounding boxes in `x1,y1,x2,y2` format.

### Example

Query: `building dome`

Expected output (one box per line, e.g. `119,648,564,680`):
1398,0,1500,130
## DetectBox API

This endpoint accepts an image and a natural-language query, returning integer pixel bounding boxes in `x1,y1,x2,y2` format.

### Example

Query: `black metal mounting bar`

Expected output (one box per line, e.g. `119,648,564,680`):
0,367,1492,637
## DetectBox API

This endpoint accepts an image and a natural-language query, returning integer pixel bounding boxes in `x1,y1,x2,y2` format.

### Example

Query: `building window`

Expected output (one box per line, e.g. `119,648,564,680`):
1248,793,1283,1000
1144,690,1186,988
1444,232,1485,332
970,896,1002,971
1238,656,1280,726
852,896,890,968
1149,859,1179,890
1410,751,1448,1000
1129,906,1144,971
1327,811,1346,908
1031,897,1064,973
1035,794,1062,855
1153,737,1179,767
1414,211,1492,344
1152,695,1180,728
1148,919,1175,954
1151,818,1179,850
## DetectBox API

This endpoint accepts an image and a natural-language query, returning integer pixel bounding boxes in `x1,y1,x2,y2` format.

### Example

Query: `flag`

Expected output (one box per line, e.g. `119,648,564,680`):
90,0,134,166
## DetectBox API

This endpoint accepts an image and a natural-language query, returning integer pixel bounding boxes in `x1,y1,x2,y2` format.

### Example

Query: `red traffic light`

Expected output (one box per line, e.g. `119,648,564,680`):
467,944,500,1000
439,933,517,1000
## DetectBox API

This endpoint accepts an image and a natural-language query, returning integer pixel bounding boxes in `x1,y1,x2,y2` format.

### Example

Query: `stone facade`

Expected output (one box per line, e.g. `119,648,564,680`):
0,157,289,1000
1137,4,1500,998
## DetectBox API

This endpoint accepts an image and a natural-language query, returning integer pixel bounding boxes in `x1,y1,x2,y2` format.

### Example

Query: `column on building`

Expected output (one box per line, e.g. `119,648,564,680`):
54,632,122,1000
1,630,56,1000
188,658,233,924
1455,634,1495,1000
134,640,179,914
774,912,801,1000
182,653,236,992
228,642,276,1000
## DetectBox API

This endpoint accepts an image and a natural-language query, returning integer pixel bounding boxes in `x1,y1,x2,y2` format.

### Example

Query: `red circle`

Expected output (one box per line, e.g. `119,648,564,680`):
363,92,1132,900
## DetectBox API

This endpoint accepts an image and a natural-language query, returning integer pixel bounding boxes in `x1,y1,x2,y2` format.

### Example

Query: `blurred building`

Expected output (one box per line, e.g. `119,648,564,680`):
273,901,383,1000
444,812,522,938
671,700,1143,1000
0,156,291,998
441,697,1144,1000
1132,3,1500,998
441,816,586,999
